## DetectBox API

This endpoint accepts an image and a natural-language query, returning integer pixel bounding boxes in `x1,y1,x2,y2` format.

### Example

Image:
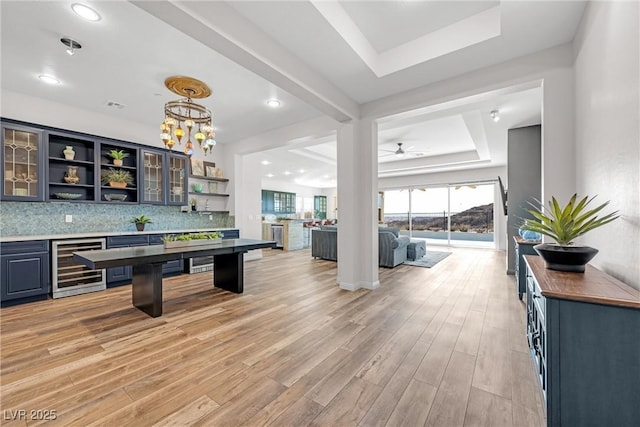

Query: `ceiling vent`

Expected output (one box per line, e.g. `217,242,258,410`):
105,100,126,109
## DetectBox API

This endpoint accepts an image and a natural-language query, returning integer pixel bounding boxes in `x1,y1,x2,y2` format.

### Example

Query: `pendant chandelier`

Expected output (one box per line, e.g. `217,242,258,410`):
160,76,216,157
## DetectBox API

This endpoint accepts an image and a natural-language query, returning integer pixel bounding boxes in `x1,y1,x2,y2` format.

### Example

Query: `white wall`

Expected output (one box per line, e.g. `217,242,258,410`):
574,1,640,290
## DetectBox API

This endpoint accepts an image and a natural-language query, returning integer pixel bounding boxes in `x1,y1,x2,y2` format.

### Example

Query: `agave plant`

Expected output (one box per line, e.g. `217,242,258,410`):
520,194,618,246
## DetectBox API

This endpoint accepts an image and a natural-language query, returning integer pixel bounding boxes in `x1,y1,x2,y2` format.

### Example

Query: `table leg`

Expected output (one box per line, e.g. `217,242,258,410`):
132,263,164,317
213,252,244,293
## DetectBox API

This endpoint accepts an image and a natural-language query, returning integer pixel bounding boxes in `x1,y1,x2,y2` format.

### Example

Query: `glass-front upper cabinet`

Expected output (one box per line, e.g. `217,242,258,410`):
167,153,187,205
1,123,45,201
140,150,164,204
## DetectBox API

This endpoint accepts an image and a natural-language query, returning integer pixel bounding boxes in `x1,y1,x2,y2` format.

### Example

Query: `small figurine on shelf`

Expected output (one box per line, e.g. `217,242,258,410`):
190,197,197,211
63,146,75,160
64,166,80,184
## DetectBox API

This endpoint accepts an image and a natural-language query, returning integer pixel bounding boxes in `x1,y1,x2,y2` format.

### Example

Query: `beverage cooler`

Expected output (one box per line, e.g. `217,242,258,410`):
51,238,106,298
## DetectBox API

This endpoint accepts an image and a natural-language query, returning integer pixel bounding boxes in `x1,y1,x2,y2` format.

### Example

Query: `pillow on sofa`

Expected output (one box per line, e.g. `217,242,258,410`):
379,226,400,237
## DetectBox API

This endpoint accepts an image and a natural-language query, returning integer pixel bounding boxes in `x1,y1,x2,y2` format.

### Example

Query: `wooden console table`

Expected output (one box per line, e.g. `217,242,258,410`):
524,255,640,426
73,238,275,317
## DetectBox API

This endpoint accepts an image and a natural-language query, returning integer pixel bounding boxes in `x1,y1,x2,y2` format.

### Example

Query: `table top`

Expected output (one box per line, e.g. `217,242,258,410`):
73,238,275,269
524,255,640,309
513,236,541,245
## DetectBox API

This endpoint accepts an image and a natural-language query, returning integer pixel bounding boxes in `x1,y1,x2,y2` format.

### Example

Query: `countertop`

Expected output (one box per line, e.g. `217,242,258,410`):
0,228,238,243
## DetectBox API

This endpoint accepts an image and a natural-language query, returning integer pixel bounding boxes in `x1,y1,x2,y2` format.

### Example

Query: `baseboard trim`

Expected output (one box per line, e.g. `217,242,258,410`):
339,279,380,291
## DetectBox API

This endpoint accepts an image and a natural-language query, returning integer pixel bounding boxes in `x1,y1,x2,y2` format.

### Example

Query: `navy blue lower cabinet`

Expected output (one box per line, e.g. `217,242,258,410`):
148,234,183,276
1,240,50,305
524,255,640,427
106,235,149,287
222,229,239,239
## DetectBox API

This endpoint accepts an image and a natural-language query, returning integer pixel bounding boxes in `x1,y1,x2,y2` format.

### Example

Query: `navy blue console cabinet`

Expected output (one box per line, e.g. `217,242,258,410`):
524,255,640,426
514,236,539,300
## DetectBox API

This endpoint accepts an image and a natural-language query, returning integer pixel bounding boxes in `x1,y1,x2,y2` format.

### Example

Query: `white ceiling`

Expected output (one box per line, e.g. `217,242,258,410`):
0,1,586,189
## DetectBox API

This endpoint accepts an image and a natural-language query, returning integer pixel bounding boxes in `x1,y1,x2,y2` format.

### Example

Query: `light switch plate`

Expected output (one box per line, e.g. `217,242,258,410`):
65,215,73,223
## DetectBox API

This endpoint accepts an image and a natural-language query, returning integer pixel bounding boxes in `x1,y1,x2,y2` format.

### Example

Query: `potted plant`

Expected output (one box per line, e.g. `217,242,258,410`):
108,149,129,167
131,215,152,231
162,232,223,248
101,168,133,188
190,197,197,211
520,193,618,272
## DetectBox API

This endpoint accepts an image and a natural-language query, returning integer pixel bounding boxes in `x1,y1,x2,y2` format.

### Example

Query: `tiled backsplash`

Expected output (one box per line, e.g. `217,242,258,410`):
0,202,234,237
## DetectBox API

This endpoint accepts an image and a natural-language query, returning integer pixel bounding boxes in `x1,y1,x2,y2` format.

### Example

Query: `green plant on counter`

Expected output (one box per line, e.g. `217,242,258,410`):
162,232,223,242
101,168,133,185
131,215,153,225
520,193,618,246
108,149,129,160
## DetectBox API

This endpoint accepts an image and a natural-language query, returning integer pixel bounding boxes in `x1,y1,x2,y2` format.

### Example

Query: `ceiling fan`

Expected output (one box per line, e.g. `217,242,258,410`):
379,142,424,159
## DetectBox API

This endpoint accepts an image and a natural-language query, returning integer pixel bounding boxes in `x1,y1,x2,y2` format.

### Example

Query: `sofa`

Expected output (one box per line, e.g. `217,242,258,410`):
311,226,410,267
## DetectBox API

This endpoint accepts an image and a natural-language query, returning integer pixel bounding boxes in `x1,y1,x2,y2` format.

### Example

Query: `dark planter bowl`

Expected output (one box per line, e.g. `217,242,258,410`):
533,243,598,273
136,223,145,232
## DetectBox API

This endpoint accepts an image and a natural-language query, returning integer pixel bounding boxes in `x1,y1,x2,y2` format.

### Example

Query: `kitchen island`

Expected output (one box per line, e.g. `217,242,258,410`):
73,238,275,317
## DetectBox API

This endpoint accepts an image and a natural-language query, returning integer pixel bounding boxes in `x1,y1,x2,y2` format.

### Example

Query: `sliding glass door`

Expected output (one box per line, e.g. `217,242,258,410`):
382,182,495,247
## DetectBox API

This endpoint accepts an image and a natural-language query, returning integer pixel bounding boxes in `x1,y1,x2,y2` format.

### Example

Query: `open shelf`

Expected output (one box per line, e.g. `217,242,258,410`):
49,157,94,166
188,192,229,197
189,175,229,183
100,163,138,171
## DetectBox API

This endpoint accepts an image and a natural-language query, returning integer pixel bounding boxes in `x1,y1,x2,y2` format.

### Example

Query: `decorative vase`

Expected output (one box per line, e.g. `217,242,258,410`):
109,181,127,188
63,146,75,160
136,223,145,232
534,243,599,273
192,183,203,193
113,159,123,167
64,166,80,184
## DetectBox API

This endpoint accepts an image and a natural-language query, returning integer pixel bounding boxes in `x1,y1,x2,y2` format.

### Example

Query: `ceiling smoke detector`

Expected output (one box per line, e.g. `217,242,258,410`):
60,37,82,56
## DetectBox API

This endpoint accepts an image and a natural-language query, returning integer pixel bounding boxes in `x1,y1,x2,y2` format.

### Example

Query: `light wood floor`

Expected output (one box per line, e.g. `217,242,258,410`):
1,247,545,426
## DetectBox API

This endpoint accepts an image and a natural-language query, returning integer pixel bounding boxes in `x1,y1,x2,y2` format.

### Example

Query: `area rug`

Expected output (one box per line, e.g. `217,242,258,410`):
404,251,452,268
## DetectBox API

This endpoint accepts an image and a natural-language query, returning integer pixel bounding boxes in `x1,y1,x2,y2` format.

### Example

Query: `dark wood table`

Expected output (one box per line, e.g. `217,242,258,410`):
73,238,276,317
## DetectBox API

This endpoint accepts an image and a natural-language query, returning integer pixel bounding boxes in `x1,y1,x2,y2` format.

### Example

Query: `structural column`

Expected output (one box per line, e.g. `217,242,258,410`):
336,118,379,290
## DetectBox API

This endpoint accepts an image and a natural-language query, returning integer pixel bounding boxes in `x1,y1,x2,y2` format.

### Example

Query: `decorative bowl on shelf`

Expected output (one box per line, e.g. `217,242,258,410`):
104,193,127,202
55,192,82,200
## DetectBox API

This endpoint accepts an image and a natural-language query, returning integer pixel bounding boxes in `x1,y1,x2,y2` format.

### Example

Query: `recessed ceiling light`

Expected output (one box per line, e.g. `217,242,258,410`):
261,160,271,165
71,3,101,21
323,174,330,179
298,169,305,173
266,173,274,178
283,171,291,175
38,74,60,85
266,99,281,108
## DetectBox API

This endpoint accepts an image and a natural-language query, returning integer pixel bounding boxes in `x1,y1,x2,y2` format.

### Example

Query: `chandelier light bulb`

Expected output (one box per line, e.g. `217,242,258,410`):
195,131,205,145
174,125,185,142
184,141,194,156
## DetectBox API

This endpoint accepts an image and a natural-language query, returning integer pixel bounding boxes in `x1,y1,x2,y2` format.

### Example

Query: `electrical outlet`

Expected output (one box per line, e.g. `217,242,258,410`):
65,215,73,223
